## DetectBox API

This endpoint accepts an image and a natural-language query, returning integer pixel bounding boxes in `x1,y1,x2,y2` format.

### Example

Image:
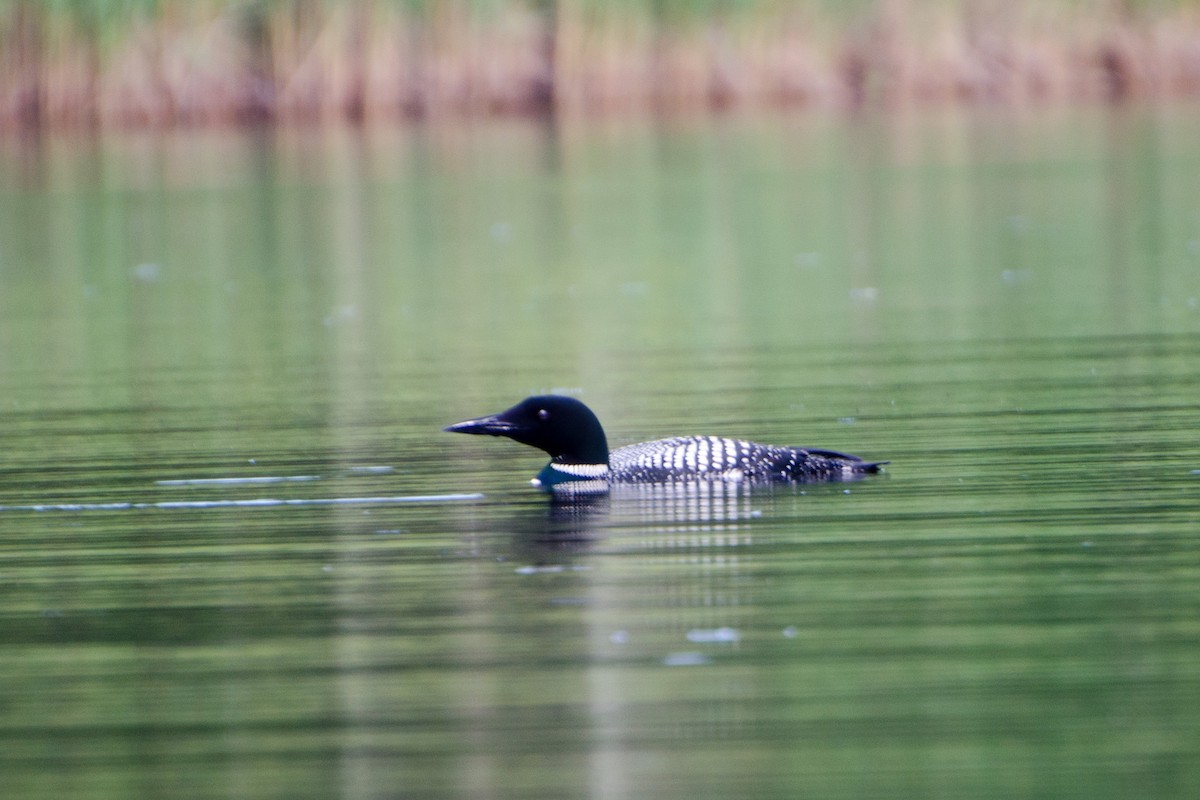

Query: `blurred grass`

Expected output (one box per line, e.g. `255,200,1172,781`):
2,0,1199,127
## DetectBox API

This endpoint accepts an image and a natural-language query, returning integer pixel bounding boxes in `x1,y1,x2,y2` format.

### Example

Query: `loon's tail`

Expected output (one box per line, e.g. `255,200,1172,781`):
803,448,889,476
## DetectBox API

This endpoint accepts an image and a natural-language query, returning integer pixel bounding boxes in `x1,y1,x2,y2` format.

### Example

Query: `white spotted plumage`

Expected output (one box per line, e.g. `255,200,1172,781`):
602,435,876,484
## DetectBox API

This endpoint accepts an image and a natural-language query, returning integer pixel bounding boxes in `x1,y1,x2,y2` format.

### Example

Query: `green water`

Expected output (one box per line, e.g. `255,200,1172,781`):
1,106,1199,799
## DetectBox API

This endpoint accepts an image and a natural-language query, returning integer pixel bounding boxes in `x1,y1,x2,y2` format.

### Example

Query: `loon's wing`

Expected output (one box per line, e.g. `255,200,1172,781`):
611,437,884,482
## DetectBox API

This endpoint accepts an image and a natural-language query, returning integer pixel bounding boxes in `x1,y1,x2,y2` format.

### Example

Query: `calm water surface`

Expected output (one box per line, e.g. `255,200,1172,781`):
1,106,1199,799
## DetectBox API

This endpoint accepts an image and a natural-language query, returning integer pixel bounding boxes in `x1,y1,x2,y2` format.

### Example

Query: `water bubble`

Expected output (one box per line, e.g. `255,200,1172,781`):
849,286,878,304
686,627,740,644
1005,214,1031,233
514,565,566,575
132,262,162,282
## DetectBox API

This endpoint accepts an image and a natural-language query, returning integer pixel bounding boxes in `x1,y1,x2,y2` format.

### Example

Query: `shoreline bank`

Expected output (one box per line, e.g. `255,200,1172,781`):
3,1,1199,129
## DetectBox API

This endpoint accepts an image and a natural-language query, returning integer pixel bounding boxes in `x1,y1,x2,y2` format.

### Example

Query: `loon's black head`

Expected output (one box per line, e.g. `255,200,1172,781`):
444,395,610,465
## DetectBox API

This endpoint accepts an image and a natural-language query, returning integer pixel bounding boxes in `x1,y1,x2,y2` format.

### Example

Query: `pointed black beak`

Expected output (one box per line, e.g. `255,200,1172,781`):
443,414,519,437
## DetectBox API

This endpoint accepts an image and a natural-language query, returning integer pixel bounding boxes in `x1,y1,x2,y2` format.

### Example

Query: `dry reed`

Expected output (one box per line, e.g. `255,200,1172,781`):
2,0,1199,129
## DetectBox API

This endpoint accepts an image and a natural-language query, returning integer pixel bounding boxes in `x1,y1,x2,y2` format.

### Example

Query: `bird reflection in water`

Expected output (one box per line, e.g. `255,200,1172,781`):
511,479,761,563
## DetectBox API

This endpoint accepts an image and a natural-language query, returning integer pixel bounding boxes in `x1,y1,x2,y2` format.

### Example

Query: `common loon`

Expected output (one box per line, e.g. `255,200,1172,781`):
445,395,884,492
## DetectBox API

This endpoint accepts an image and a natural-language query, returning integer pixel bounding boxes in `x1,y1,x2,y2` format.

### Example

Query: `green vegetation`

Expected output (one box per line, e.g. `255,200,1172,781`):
2,0,1199,127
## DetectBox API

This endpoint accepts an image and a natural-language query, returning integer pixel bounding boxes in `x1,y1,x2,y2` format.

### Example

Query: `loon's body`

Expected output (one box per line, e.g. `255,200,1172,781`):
445,395,884,493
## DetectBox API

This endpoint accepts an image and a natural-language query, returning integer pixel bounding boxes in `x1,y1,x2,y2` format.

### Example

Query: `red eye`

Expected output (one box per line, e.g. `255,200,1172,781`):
537,409,550,421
